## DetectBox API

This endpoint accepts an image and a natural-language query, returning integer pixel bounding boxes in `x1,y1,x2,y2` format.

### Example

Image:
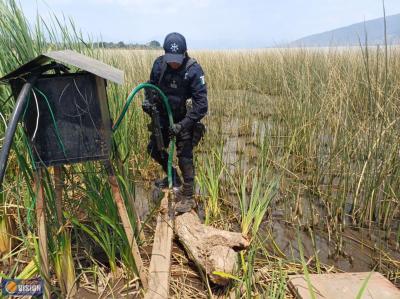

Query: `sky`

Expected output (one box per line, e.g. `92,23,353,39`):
20,0,400,49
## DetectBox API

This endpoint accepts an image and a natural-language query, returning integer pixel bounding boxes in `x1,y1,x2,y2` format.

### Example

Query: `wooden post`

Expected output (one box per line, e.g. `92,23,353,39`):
114,153,145,241
144,191,174,299
104,160,148,288
129,192,146,242
34,170,51,299
53,166,77,298
53,166,63,226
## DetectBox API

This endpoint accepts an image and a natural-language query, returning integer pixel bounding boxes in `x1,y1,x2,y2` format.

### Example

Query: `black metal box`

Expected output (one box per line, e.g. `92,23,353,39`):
21,73,112,167
0,50,124,168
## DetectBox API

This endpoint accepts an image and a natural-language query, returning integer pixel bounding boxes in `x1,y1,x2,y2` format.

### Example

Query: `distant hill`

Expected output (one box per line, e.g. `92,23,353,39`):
92,40,161,49
291,13,400,47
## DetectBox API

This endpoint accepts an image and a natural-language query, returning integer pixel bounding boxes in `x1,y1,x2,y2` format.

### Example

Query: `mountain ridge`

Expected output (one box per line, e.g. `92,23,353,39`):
291,13,400,47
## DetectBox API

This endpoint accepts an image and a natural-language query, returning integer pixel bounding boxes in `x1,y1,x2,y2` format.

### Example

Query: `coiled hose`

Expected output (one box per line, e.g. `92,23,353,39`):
112,83,175,189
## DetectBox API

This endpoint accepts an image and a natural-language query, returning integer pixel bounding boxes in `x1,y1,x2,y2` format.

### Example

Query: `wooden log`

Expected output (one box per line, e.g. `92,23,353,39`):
175,212,250,286
144,191,174,299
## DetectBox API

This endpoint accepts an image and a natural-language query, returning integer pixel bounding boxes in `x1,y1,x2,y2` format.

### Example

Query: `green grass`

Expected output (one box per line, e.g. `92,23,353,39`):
196,145,225,224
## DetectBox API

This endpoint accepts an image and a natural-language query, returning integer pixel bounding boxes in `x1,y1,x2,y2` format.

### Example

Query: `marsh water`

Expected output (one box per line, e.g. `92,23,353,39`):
133,89,400,288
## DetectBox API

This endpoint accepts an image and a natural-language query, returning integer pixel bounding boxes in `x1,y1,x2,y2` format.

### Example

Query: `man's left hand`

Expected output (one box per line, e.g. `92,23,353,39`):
142,98,153,115
169,123,183,138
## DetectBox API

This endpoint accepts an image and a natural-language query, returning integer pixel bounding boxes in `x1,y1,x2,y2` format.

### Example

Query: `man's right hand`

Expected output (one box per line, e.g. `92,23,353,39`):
169,123,183,138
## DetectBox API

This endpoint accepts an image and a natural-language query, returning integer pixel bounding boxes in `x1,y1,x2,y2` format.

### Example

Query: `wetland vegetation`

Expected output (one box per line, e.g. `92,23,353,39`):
0,1,399,297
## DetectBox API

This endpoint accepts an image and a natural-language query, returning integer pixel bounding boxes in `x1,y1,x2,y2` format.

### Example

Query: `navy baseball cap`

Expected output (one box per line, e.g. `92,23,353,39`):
163,32,187,64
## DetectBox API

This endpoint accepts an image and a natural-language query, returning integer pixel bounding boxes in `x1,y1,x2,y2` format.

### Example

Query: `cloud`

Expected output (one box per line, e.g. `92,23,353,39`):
42,0,211,15
85,0,211,14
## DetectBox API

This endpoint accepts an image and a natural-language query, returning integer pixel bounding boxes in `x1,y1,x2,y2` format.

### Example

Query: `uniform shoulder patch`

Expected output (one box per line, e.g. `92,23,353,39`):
200,75,205,85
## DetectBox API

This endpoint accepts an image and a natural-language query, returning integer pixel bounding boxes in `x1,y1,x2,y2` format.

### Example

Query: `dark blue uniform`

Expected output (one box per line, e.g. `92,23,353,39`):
146,55,208,184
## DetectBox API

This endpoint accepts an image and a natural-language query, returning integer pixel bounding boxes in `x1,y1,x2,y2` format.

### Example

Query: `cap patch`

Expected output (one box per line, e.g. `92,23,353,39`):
170,43,179,53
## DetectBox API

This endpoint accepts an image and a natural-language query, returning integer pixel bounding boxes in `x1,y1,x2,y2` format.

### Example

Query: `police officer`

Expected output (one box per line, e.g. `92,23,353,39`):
142,32,208,213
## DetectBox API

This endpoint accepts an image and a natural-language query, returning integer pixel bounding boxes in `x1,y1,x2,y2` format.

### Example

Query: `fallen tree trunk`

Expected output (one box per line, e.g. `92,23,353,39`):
175,212,249,285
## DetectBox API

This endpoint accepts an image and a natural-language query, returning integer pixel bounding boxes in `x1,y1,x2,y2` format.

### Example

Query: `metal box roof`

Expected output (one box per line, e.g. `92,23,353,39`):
0,50,124,84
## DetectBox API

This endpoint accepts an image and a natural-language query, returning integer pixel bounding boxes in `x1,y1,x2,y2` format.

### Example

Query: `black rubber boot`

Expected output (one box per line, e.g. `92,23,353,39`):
174,182,195,214
154,167,182,189
174,157,196,213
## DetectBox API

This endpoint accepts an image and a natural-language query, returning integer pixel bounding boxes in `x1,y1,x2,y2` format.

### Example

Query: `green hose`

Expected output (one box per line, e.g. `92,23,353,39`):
112,83,175,189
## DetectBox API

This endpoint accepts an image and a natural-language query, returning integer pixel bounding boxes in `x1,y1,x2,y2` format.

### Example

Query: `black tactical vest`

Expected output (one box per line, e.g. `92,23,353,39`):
157,57,197,121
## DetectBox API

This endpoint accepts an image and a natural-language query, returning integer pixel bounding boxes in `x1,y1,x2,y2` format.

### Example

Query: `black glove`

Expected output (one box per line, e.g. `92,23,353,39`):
145,88,161,103
142,98,152,115
169,123,183,138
